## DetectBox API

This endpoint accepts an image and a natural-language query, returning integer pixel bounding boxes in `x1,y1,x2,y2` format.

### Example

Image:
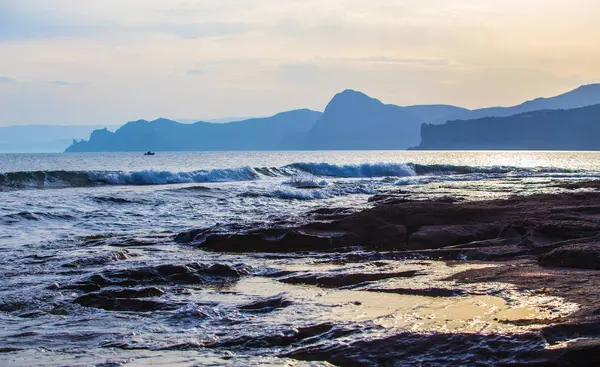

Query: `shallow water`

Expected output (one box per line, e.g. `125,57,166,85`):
0,151,597,366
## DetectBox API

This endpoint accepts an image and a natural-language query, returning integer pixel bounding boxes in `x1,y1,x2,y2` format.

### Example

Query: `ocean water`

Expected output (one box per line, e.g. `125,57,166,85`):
1,151,598,366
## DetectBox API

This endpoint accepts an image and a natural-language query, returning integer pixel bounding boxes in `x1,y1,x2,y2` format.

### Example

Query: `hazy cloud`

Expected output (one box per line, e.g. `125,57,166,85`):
43,80,89,87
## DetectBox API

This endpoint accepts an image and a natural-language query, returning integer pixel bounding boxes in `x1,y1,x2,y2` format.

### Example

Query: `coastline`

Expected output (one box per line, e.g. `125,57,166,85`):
173,181,600,365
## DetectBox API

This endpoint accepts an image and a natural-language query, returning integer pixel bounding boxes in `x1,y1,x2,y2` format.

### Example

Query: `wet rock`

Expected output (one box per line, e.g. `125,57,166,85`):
64,263,245,292
308,207,351,216
177,190,600,257
407,224,500,250
62,249,134,268
279,270,423,288
308,207,355,220
539,243,600,270
239,294,292,312
174,228,210,243
199,230,354,253
549,338,600,367
155,264,192,276
209,322,359,349
74,291,173,312
260,269,295,278
367,194,411,204
431,195,464,203
94,287,165,299
284,331,553,366
206,263,244,277
364,287,466,297
82,234,166,248
555,180,600,190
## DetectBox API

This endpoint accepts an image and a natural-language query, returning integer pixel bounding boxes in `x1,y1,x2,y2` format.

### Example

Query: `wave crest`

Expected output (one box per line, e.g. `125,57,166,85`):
89,167,259,185
289,162,416,178
0,162,584,191
0,167,259,191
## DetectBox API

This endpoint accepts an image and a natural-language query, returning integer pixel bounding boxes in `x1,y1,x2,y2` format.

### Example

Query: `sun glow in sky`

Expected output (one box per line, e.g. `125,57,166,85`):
1,0,600,125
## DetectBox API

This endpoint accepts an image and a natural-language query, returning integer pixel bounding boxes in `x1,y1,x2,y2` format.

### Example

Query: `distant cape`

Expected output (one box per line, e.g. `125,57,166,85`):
413,104,600,150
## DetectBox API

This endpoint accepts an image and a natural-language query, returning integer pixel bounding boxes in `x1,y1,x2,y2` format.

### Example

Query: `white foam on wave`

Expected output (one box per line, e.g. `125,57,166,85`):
395,173,497,186
88,167,260,185
0,162,589,192
290,162,416,178
253,184,378,201
283,173,330,188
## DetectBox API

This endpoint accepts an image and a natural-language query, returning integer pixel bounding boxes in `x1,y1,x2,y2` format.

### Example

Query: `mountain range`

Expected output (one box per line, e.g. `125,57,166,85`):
66,110,321,152
39,83,600,152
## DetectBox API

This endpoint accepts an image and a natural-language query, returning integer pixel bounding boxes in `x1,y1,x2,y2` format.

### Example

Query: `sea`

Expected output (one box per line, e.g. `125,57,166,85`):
1,151,599,366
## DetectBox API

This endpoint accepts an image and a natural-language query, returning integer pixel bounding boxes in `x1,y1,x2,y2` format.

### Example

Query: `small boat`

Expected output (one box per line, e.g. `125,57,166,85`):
144,151,155,156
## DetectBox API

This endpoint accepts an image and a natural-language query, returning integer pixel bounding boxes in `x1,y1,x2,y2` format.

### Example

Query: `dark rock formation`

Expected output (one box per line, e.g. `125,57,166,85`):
62,263,246,292
238,294,293,312
278,270,423,288
364,287,466,297
62,249,135,268
206,322,359,350
284,330,600,366
74,288,170,312
539,242,600,270
179,191,600,259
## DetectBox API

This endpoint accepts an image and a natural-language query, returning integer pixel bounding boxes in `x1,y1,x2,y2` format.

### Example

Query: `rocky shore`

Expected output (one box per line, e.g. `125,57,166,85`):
173,181,600,365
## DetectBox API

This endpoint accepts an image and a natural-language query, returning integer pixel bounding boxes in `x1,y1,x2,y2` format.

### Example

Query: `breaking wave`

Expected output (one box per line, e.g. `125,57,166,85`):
240,185,377,201
88,167,259,185
0,167,260,191
289,162,417,177
0,163,584,191
289,162,577,178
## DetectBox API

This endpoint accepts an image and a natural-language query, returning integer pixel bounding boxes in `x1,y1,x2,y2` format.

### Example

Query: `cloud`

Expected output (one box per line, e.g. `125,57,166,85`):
186,70,203,76
0,76,88,86
144,22,259,39
0,2,260,41
43,80,89,87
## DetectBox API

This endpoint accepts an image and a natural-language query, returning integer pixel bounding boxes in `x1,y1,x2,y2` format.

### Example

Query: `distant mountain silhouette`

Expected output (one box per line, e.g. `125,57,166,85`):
66,109,322,152
414,104,600,150
454,83,600,122
300,84,600,150
0,124,119,153
65,83,600,152
301,89,468,149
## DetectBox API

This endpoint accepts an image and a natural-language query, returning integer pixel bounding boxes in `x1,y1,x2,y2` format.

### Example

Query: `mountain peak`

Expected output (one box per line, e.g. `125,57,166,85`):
325,89,383,113
337,89,373,99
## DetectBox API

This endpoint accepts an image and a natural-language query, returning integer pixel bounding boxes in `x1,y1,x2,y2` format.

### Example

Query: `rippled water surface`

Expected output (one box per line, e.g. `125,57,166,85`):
1,151,598,366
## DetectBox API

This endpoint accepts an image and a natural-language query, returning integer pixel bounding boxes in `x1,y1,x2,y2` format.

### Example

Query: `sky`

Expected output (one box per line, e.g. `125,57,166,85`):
1,0,600,126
